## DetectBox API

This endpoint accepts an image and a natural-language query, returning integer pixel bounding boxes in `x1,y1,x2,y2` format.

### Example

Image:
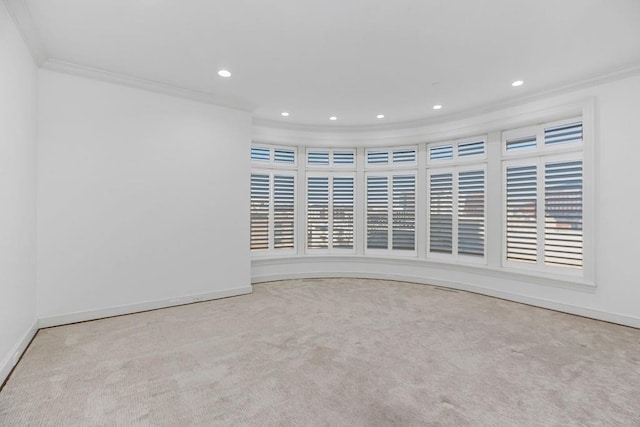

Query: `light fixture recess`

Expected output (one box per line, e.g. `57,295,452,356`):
377,114,385,119
432,104,442,110
281,112,290,117
512,80,524,87
217,69,232,78
330,116,337,121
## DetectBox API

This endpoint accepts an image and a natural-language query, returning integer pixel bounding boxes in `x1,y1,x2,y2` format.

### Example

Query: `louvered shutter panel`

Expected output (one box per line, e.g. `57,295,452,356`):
392,175,416,250
333,177,354,249
393,149,416,164
506,165,538,263
273,175,295,249
458,170,485,256
367,151,389,164
274,148,295,164
307,176,329,249
430,145,453,161
251,147,270,162
458,141,485,157
367,176,388,249
506,135,536,151
333,151,355,165
429,173,453,253
308,151,329,165
544,160,583,267
545,122,582,145
250,173,270,250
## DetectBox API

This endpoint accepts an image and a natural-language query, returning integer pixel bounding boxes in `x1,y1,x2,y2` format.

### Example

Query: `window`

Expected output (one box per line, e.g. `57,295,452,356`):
250,171,296,253
427,137,487,262
250,145,297,254
428,137,486,164
251,145,297,166
366,147,417,166
502,118,584,273
366,173,416,253
306,174,355,251
427,166,486,261
307,148,356,167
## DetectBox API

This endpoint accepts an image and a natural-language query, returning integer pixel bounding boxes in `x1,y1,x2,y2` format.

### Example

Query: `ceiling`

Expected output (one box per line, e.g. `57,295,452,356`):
19,0,640,126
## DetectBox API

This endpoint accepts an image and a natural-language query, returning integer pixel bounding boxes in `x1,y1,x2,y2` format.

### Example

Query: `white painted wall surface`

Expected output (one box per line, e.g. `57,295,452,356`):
0,2,38,383
253,74,640,328
37,70,252,323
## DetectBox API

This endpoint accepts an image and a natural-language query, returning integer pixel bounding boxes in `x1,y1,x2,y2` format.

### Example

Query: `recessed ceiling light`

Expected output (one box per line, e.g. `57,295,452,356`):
330,116,337,121
512,80,524,87
217,69,232,78
433,104,442,110
281,112,290,117
377,114,385,119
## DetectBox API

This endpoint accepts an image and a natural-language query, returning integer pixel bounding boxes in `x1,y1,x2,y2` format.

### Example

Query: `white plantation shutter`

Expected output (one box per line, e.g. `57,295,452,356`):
429,173,453,254
307,176,329,249
430,145,453,161
458,140,485,157
367,151,389,165
544,160,583,268
273,175,295,249
458,170,485,257
250,173,270,250
274,148,295,164
308,151,330,165
367,176,389,249
506,135,537,151
392,175,416,250
392,149,416,164
333,151,355,165
545,122,582,146
505,165,538,263
332,176,354,249
251,147,270,162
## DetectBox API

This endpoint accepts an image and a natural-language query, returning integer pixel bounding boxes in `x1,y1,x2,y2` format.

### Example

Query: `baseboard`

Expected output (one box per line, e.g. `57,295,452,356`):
38,286,253,328
252,272,640,329
0,320,38,389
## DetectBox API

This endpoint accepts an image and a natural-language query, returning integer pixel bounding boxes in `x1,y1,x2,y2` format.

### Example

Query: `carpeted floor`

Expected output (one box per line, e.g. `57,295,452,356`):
1,278,639,426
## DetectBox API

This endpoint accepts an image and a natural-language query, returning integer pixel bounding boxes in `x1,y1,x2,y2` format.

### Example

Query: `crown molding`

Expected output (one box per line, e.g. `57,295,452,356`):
2,0,46,65
253,98,594,147
253,62,640,137
41,59,255,113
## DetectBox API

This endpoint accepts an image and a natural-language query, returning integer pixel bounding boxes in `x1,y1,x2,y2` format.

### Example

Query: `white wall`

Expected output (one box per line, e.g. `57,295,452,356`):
0,2,38,383
253,73,640,328
37,70,252,325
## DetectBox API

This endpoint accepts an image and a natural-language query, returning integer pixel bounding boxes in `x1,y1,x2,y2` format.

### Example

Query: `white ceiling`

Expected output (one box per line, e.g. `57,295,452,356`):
21,0,640,126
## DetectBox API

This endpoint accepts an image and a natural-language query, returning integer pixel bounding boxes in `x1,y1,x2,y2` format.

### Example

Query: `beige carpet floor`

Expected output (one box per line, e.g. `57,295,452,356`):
1,278,639,426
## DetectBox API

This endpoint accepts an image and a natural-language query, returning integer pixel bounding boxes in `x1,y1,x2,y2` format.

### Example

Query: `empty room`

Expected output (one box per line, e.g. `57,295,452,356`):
1,0,640,425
